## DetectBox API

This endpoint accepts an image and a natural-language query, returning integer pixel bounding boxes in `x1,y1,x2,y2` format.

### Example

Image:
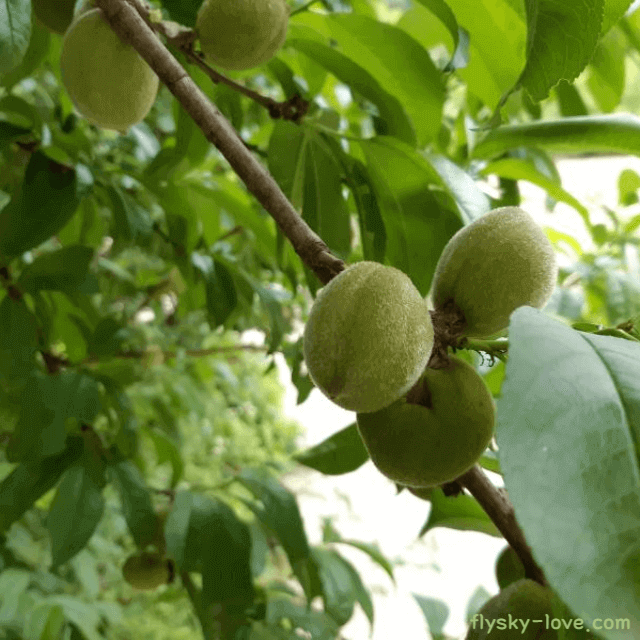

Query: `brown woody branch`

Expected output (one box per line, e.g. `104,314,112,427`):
93,0,343,285
457,465,547,586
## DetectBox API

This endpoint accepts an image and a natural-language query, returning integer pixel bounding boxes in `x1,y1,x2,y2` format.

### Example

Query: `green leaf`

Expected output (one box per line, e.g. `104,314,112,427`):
602,0,635,34
235,468,315,598
0,436,84,533
0,152,81,262
465,584,492,622
358,136,462,295
0,0,30,75
104,185,153,242
46,596,104,640
18,245,95,295
554,80,589,117
269,122,351,260
413,594,449,637
0,17,51,90
165,491,255,610
265,599,340,640
418,487,501,538
586,29,626,113
479,157,591,226
235,468,310,564
301,132,351,259
519,0,604,101
47,465,105,569
321,518,395,583
445,0,527,109
497,307,640,638
342,156,386,263
294,423,369,475
321,13,445,146
310,547,361,626
287,33,416,146
108,459,157,548
144,427,184,489
472,114,640,159
0,296,39,384
191,253,238,328
8,371,101,462
89,317,129,358
199,501,255,608
24,602,65,640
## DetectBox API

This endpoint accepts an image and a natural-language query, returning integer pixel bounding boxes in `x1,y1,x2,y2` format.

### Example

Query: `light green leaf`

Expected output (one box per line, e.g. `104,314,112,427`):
497,307,640,639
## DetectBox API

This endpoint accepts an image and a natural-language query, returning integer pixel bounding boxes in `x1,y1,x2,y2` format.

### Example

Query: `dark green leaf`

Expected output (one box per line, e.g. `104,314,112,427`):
0,152,80,262
287,35,416,146
144,427,184,489
359,136,462,295
18,245,95,295
47,465,105,568
419,487,501,538
321,518,395,583
0,436,84,533
0,296,38,384
294,423,369,475
310,547,357,625
108,459,157,548
8,371,101,462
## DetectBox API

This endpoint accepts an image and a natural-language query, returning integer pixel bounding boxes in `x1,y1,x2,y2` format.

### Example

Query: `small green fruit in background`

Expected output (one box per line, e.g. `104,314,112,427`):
33,0,76,34
356,356,494,487
122,551,170,590
495,544,525,589
303,261,434,414
466,579,596,639
431,206,557,338
196,0,289,71
60,8,159,130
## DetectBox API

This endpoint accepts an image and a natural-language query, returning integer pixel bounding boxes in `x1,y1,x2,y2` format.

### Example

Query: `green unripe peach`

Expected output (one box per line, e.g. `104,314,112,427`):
466,579,596,639
60,8,159,131
495,544,525,590
356,356,494,487
431,206,558,338
122,551,170,590
196,0,289,71
303,262,434,414
33,0,76,34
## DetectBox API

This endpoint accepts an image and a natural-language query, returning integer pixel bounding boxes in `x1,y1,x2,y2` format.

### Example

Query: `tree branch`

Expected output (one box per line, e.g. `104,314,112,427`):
93,0,344,285
457,465,547,586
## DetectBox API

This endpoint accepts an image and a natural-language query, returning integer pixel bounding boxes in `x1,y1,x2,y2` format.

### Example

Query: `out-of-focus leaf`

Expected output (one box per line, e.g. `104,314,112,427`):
294,423,369,475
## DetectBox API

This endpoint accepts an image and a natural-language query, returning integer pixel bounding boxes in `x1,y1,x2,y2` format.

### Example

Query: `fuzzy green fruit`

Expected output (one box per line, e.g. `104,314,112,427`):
466,579,596,639
356,356,494,487
122,551,170,590
303,262,434,414
495,544,525,590
33,0,76,34
432,206,557,338
196,0,289,71
60,8,159,130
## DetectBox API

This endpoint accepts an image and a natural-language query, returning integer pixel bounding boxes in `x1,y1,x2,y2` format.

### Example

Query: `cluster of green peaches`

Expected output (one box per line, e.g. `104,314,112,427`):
34,0,289,131
303,206,558,489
